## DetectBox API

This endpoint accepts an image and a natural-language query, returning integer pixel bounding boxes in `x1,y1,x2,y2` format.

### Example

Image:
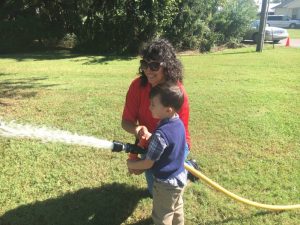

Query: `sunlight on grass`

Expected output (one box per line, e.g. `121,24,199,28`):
288,29,300,39
0,47,299,224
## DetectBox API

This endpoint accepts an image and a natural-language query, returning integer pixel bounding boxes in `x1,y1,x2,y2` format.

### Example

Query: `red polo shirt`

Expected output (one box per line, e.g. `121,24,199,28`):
122,77,191,149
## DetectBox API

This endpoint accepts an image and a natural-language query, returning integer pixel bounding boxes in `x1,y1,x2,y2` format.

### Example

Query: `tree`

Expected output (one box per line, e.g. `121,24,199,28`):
74,0,179,53
163,0,225,52
0,0,70,52
213,0,257,44
0,0,258,53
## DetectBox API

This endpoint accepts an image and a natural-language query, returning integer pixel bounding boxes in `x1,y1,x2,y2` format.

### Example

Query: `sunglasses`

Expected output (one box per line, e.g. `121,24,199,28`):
140,60,164,71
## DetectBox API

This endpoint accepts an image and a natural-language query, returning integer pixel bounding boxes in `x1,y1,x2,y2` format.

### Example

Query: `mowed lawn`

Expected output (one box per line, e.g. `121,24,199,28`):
0,46,299,225
288,28,300,39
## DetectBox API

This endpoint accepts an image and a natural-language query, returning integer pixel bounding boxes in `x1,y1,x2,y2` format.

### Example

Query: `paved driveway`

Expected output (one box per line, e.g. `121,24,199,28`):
279,38,300,47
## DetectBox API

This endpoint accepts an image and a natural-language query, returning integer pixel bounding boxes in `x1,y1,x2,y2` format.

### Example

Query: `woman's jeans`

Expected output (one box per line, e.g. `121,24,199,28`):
144,144,189,195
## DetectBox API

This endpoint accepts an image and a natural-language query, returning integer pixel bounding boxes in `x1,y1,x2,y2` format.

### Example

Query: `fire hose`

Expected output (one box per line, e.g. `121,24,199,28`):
112,140,300,211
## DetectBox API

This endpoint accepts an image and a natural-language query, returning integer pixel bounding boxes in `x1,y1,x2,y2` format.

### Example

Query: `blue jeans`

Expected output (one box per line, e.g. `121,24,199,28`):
144,144,190,195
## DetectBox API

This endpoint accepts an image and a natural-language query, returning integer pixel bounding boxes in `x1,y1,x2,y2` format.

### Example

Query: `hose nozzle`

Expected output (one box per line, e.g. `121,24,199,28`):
112,140,146,154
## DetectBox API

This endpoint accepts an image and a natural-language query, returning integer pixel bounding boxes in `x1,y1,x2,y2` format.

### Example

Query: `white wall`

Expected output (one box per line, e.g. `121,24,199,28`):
275,8,293,17
296,8,300,19
275,7,300,19
288,1,300,8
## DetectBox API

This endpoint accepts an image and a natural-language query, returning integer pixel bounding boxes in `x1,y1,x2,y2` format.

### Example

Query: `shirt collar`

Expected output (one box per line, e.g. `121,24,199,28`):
159,113,179,126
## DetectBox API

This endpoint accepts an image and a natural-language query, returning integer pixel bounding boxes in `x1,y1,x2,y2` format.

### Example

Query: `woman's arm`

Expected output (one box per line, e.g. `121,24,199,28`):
121,119,151,139
121,119,139,137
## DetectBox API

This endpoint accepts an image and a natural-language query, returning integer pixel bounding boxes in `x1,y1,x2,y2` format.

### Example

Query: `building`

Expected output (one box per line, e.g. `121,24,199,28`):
274,0,300,19
255,0,281,15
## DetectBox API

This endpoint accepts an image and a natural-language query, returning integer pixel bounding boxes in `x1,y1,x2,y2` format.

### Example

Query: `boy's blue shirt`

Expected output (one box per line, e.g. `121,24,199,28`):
145,114,187,187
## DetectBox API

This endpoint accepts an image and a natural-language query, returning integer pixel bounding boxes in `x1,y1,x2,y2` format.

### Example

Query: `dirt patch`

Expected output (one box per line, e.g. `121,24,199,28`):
177,50,200,56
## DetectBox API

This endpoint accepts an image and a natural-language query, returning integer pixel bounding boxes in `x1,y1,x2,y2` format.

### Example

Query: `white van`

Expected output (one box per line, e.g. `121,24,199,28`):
267,15,300,28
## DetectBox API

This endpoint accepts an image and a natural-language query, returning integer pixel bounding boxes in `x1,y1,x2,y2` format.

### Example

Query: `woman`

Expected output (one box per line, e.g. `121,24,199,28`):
122,39,191,195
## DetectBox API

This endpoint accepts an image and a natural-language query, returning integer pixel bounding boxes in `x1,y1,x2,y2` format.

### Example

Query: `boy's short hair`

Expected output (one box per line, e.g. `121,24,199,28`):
150,83,184,112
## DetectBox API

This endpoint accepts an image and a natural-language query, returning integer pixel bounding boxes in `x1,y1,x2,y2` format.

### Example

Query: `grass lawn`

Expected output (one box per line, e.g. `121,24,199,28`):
288,29,300,39
0,46,299,224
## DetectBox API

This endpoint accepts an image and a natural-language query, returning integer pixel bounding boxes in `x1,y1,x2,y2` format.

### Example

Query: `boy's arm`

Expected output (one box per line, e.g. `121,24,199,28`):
127,131,165,173
127,158,154,170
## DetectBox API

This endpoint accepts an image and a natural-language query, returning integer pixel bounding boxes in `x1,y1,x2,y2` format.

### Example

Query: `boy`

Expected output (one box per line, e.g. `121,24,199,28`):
127,83,187,225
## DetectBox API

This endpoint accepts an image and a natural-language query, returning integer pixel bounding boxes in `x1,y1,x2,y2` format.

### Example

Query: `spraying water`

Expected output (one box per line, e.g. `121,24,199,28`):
0,119,114,150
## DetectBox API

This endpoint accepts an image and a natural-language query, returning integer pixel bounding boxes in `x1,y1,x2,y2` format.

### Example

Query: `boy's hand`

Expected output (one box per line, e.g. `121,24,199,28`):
136,126,152,141
128,168,145,175
127,159,145,175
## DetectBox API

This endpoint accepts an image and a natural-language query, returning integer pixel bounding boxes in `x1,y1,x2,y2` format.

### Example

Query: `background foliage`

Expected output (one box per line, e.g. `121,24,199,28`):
0,0,256,53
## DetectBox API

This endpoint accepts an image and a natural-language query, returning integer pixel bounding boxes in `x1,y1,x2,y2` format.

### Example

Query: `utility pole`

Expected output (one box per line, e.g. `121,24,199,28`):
256,0,269,52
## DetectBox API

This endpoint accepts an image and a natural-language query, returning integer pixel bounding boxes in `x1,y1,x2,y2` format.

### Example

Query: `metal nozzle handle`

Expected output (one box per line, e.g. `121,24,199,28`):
112,141,146,154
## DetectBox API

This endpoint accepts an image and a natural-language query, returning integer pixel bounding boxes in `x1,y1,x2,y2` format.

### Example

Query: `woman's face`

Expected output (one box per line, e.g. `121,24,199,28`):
141,59,165,86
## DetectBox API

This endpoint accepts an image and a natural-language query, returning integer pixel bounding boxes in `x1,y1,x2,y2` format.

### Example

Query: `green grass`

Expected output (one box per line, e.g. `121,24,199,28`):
0,46,299,225
287,29,300,39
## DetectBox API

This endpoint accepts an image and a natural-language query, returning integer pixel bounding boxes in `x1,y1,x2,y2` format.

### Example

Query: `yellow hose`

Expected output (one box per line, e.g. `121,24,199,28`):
184,163,300,211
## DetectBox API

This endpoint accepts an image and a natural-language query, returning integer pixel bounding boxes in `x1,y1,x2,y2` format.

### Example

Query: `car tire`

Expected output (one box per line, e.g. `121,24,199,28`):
289,23,296,28
252,33,259,43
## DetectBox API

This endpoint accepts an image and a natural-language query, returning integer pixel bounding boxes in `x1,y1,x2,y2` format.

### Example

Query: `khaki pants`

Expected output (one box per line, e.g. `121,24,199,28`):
152,180,185,225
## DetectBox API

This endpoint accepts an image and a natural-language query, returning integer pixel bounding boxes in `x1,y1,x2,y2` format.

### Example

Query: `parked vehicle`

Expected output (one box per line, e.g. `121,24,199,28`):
267,15,300,28
244,20,289,43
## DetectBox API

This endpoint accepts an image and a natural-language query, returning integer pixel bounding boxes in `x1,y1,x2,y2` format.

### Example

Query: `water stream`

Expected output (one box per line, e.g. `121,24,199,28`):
0,119,114,150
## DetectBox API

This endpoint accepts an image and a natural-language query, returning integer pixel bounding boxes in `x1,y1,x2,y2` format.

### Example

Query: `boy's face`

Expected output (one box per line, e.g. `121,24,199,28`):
149,95,172,119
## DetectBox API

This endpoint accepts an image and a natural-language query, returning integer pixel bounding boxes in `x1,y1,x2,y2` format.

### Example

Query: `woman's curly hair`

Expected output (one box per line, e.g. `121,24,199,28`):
139,39,183,86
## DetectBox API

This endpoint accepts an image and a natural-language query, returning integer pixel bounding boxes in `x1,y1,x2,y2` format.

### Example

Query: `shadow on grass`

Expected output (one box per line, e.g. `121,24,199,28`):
0,182,153,225
216,42,282,56
0,77,59,100
130,217,153,225
217,50,257,55
0,51,136,64
0,73,10,77
80,55,136,65
0,51,80,62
